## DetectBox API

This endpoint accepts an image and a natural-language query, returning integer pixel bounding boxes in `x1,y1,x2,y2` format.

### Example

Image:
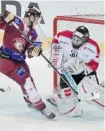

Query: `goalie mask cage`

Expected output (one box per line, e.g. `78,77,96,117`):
53,15,104,89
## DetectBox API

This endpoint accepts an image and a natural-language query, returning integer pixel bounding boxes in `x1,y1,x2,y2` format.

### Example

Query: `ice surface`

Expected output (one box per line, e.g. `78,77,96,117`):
0,50,104,131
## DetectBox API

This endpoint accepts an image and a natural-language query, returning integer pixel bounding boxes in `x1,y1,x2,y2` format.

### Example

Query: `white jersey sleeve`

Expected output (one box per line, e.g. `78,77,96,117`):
78,39,100,72
50,39,63,69
50,31,73,70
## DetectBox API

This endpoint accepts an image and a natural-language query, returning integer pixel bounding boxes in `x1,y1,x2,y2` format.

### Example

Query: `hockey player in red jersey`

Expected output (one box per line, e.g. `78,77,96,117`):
0,6,56,119
48,26,104,116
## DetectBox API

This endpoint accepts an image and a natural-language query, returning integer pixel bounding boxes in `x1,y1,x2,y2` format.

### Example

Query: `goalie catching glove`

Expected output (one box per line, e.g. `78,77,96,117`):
59,57,93,76
27,46,43,58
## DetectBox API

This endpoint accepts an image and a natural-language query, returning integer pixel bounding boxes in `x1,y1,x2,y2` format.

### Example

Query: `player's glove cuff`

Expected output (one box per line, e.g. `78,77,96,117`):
27,46,43,58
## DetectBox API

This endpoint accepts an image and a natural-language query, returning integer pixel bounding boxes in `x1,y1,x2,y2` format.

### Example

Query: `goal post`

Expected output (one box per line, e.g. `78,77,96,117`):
53,15,104,89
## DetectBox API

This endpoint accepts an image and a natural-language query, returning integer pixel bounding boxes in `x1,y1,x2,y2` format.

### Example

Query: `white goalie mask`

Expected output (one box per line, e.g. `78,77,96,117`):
72,33,83,49
72,26,90,49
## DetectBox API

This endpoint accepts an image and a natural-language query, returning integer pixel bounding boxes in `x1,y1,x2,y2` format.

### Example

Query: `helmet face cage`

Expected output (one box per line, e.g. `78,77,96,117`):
24,6,41,18
75,26,90,43
72,26,90,48
72,35,83,49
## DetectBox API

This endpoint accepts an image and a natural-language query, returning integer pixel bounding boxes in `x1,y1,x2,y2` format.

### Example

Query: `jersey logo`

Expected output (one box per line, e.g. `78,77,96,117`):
84,47,95,54
53,45,62,52
70,50,78,57
13,38,25,52
14,18,22,25
64,88,71,97
59,40,69,45
16,67,26,76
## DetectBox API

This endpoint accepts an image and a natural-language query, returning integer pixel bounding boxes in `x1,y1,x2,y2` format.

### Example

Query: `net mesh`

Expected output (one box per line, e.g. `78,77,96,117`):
54,16,104,44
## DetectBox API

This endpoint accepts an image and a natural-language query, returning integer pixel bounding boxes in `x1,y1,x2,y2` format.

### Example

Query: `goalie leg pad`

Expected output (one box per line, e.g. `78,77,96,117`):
78,76,105,110
54,87,83,117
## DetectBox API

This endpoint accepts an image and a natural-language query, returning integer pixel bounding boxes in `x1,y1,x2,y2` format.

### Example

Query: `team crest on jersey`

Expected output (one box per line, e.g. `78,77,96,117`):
13,38,26,52
53,45,62,52
70,50,78,57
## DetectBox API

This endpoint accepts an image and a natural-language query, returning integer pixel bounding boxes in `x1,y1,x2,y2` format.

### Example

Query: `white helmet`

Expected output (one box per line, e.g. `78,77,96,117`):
72,26,90,48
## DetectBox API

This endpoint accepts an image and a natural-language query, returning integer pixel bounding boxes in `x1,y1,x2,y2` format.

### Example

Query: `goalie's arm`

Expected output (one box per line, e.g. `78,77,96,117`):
60,42,100,76
49,36,64,70
78,42,100,75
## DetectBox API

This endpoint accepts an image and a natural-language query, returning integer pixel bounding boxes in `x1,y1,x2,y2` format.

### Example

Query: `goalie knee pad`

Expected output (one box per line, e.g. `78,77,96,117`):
22,77,45,110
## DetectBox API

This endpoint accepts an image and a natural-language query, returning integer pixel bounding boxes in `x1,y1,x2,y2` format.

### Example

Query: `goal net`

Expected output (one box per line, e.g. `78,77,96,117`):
53,15,104,89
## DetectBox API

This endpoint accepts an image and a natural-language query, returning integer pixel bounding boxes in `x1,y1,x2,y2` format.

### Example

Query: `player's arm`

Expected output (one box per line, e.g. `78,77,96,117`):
3,10,24,30
27,30,43,58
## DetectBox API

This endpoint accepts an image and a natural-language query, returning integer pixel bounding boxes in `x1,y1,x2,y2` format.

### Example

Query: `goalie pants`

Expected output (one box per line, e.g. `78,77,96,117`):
0,57,46,110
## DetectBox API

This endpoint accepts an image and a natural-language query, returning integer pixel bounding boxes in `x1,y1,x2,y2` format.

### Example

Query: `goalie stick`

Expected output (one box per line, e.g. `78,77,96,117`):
62,68,100,100
37,24,51,45
12,22,99,101
36,24,101,101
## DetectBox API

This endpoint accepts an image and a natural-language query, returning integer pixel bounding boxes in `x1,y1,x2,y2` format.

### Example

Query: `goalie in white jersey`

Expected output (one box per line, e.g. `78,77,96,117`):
48,26,104,116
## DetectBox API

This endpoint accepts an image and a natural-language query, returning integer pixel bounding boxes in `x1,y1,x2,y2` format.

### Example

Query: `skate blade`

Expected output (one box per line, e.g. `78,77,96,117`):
41,111,56,119
46,98,57,107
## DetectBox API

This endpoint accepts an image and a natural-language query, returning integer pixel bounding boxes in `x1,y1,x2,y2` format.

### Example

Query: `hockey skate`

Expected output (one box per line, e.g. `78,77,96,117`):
27,102,56,119
40,107,56,119
27,103,36,109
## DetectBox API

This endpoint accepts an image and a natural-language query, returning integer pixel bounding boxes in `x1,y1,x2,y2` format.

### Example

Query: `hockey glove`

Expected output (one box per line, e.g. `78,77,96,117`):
3,10,15,24
59,57,84,75
83,64,93,76
27,46,43,58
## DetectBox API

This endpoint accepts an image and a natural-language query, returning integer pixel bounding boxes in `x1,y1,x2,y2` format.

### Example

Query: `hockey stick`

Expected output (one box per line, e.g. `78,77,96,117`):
37,24,51,45
63,68,100,100
12,22,78,95
35,24,100,100
12,22,99,101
